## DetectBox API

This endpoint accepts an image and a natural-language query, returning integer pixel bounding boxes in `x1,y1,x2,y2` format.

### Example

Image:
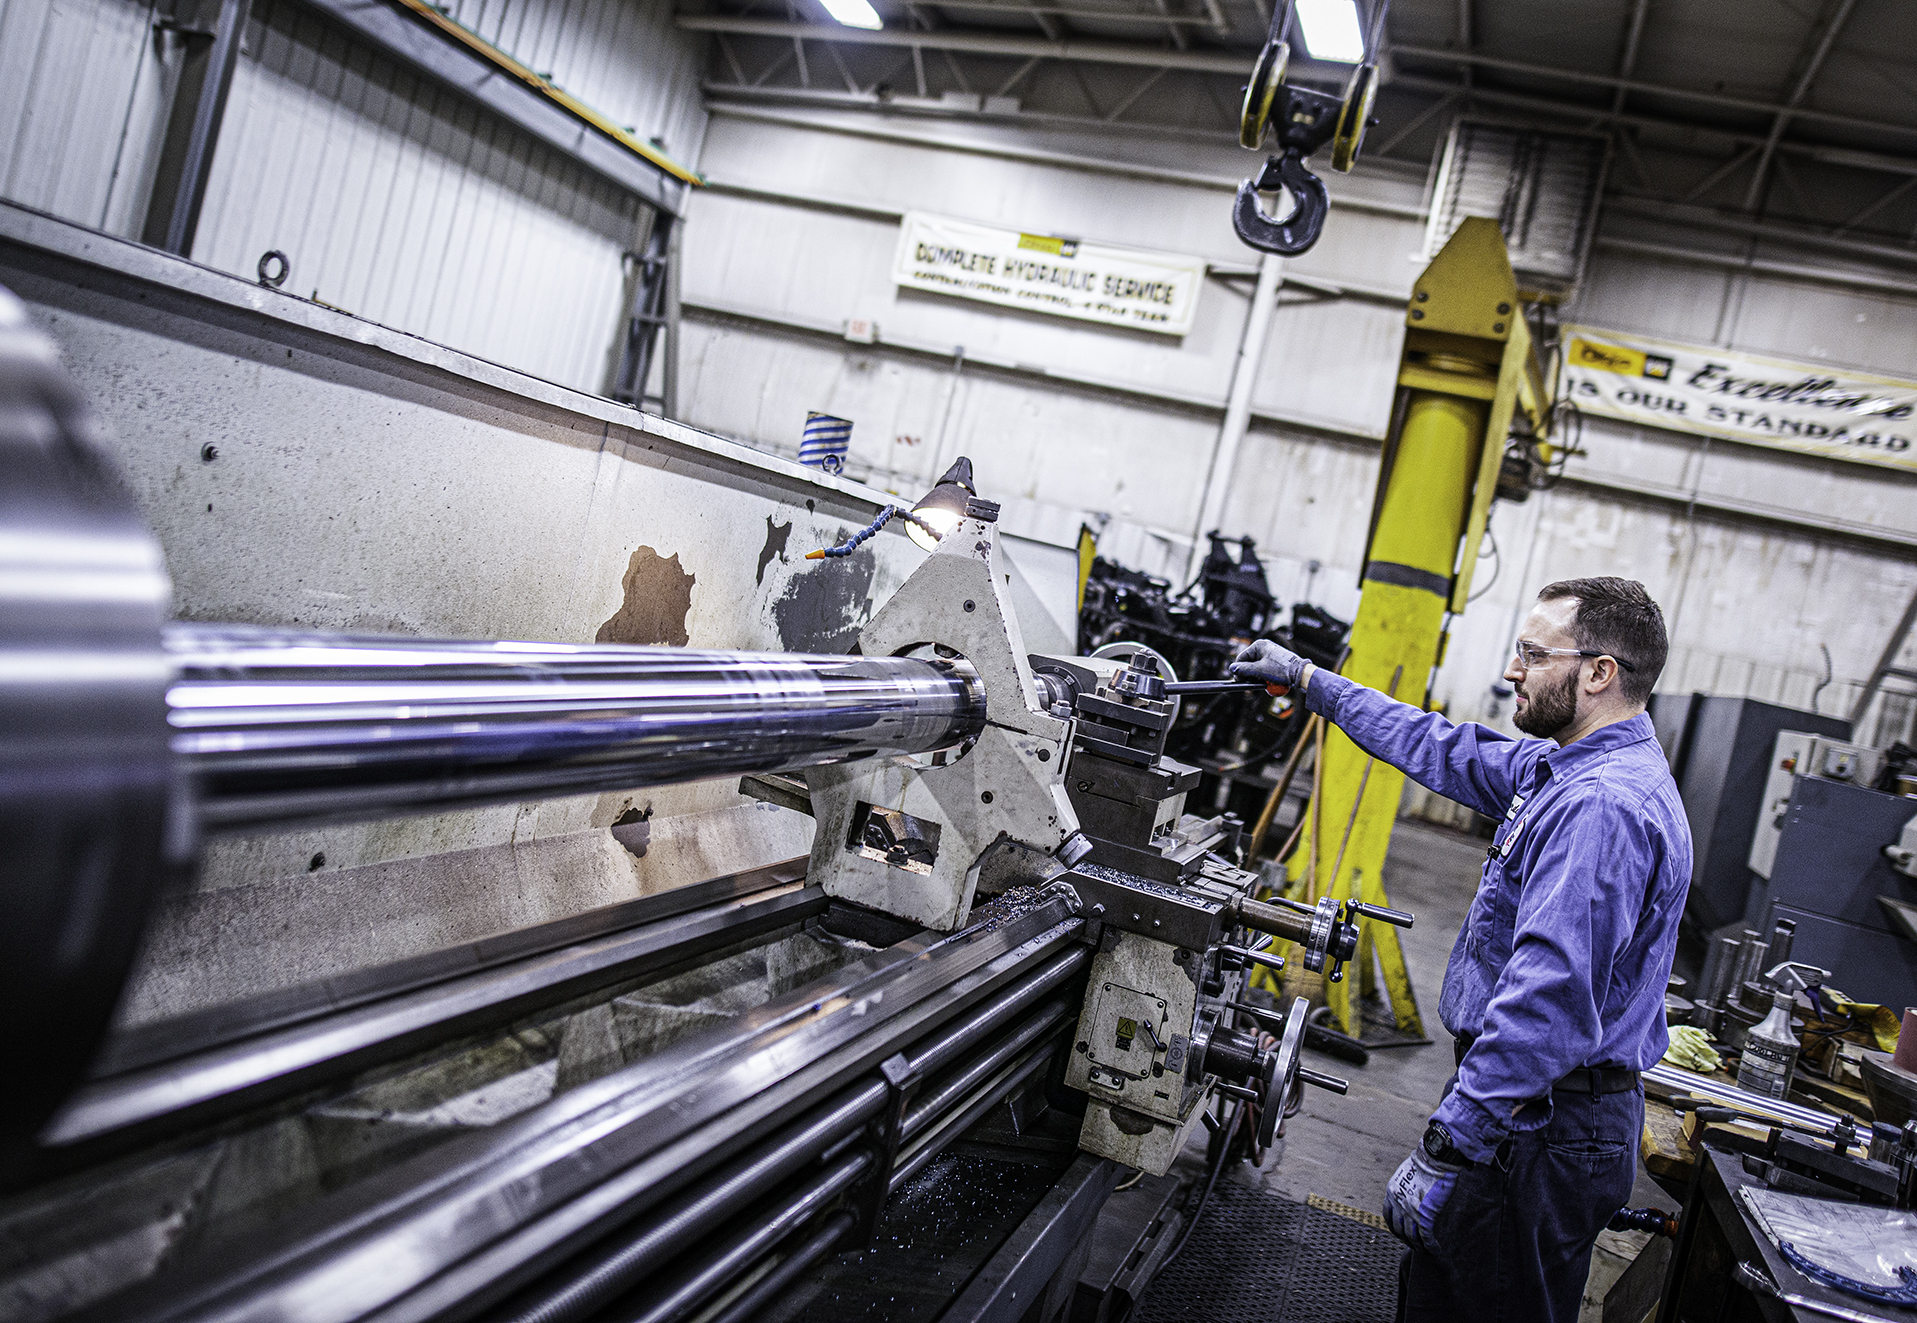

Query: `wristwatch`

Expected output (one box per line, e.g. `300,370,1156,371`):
1422,1121,1472,1168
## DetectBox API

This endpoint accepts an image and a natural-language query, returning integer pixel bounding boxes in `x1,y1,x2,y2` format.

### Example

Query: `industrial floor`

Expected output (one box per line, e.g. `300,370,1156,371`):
1169,816,1672,1322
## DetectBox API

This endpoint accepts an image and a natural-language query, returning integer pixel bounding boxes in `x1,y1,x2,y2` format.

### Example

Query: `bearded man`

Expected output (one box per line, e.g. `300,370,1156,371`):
1231,577,1692,1323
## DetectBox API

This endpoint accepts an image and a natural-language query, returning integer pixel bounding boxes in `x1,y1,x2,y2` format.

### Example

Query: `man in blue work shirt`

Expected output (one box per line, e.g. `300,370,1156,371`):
1232,577,1691,1323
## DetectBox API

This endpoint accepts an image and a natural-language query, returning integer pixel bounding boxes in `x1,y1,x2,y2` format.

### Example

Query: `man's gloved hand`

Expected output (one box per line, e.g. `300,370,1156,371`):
1229,638,1309,692
1383,1125,1471,1253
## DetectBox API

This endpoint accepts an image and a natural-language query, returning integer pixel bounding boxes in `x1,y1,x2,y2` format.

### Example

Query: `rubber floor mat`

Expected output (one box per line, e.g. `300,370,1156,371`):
1132,1181,1402,1322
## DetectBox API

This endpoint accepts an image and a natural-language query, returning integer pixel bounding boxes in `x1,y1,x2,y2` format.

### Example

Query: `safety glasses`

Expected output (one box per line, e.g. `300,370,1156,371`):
1512,640,1637,672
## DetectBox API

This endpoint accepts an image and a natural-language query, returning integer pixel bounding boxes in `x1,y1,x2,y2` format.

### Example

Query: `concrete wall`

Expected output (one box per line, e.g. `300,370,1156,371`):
677,104,1917,753
3,200,922,1024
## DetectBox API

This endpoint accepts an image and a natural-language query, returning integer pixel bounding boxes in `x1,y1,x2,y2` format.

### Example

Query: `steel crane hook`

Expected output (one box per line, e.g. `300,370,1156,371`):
1233,149,1330,257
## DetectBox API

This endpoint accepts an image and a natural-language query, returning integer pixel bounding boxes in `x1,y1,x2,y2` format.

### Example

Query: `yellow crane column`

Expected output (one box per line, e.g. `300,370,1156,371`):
1285,217,1547,1037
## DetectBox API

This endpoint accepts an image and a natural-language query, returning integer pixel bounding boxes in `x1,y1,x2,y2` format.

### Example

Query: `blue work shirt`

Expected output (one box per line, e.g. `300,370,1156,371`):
1302,670,1693,1164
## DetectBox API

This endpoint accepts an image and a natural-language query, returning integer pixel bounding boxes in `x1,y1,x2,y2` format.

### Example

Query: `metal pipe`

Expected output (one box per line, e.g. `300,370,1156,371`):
890,1033,1065,1191
1700,935,1742,1008
614,1151,874,1323
165,624,986,833
494,948,1086,1323
493,1083,888,1323
1187,249,1284,585
96,898,1080,1323
1729,933,1769,997
900,946,1090,1081
1765,918,1796,976
901,992,1080,1140
702,1211,856,1323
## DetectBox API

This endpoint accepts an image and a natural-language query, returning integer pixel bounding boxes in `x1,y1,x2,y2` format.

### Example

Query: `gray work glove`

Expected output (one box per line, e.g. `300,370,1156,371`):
1383,1143,1467,1254
1229,638,1309,692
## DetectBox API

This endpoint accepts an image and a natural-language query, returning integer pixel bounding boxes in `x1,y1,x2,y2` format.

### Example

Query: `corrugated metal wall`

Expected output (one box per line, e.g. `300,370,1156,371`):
683,107,1917,746
194,0,647,394
437,0,706,164
0,0,174,234
0,0,706,396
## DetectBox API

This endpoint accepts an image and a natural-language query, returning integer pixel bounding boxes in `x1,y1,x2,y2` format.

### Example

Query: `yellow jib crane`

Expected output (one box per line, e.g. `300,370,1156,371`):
1280,216,1556,1037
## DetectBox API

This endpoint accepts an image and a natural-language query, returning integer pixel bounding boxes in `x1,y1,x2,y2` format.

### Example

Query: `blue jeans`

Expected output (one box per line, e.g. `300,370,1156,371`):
1396,1084,1643,1323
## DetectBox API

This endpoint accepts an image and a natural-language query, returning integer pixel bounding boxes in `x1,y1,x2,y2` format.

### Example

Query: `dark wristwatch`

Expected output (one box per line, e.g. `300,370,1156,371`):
1422,1121,1472,1168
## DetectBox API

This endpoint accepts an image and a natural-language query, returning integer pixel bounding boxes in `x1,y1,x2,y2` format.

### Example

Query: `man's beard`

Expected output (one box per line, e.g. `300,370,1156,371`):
1514,665,1579,738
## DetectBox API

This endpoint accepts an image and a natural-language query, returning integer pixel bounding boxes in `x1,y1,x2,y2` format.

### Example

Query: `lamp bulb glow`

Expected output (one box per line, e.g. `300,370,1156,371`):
1296,0,1366,62
908,506,962,552
819,0,883,29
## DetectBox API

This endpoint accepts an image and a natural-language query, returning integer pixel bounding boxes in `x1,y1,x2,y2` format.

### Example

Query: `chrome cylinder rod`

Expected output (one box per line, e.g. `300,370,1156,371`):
166,625,986,834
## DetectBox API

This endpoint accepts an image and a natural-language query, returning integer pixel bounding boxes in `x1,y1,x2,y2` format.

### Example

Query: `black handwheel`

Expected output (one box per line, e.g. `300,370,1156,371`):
1256,996,1310,1149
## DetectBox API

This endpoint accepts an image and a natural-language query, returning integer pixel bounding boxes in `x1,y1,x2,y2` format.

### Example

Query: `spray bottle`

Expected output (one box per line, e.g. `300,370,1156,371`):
1737,990,1800,1101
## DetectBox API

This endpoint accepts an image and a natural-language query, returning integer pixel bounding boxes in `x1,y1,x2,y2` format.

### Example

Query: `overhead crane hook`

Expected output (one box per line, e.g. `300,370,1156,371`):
1232,0,1389,257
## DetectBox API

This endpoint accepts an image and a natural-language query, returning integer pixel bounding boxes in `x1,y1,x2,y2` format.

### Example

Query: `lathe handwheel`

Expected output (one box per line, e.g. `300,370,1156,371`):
1257,995,1310,1149
1238,39,1290,150
1329,62,1377,173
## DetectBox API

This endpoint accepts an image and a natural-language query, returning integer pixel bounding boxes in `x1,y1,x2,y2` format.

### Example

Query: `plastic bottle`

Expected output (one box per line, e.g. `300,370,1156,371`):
1737,990,1800,1100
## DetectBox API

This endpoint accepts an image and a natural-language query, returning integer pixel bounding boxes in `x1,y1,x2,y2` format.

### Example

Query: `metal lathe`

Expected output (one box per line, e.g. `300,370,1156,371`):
2,300,1409,1323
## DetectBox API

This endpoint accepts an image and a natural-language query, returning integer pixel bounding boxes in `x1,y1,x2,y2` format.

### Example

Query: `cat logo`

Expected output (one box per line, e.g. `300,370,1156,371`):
1018,232,1081,258
1571,337,1674,380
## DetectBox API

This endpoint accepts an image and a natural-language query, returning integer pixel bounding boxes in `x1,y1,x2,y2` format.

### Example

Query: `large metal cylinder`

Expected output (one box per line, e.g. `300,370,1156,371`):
167,624,987,833
0,292,991,1177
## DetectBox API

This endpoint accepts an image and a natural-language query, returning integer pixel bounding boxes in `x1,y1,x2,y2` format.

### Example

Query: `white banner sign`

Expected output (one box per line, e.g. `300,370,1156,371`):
892,211,1206,337
1561,324,1917,471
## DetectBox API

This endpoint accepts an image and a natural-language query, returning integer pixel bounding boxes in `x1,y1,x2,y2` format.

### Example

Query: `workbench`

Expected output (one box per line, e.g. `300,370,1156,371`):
1640,1072,1876,1195
1657,1150,1917,1323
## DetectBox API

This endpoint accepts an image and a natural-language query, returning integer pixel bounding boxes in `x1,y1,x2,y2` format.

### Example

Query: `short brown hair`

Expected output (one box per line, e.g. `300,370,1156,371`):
1536,577,1667,705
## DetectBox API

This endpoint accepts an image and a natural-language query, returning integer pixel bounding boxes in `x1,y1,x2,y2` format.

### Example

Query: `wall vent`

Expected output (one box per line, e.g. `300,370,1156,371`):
1421,121,1610,299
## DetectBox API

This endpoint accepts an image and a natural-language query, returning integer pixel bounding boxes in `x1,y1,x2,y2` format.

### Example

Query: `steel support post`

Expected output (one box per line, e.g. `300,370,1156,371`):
613,213,675,409
1186,250,1283,585
142,0,248,256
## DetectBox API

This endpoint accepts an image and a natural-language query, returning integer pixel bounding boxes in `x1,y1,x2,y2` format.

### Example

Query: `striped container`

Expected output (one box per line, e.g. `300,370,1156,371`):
799,413,853,474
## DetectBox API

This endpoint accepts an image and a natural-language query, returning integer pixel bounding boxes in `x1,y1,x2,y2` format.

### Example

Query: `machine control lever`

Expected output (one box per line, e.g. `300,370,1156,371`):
1228,894,1403,985
1297,1066,1349,1095
1346,901,1414,928
1219,945,1285,973
1227,1000,1284,1030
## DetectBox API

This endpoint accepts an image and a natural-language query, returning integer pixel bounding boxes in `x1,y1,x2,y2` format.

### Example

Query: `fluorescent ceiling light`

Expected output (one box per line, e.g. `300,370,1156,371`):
1296,0,1366,62
819,0,883,29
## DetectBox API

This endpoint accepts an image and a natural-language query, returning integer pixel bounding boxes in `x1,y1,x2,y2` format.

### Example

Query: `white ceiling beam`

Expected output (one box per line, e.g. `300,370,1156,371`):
682,19,1917,148
677,15,1270,75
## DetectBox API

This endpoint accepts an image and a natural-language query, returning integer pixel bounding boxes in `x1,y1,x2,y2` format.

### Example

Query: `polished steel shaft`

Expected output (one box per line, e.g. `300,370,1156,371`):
166,625,986,833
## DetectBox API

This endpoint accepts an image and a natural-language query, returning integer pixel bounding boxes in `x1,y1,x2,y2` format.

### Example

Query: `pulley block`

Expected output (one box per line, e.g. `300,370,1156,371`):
1330,61,1379,174
1237,38,1290,150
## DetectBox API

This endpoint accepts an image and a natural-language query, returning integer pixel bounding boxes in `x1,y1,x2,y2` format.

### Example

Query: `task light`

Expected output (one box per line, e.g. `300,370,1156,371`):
907,457,976,552
819,0,883,30
1296,0,1365,62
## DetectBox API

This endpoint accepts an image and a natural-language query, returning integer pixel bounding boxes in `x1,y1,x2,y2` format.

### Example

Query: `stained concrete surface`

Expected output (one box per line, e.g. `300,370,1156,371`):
1207,816,1672,1321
